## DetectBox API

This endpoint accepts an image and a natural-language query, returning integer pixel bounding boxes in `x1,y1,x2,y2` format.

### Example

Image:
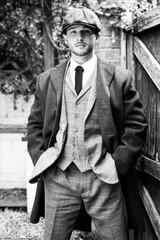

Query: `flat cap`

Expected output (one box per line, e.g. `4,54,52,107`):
62,6,101,34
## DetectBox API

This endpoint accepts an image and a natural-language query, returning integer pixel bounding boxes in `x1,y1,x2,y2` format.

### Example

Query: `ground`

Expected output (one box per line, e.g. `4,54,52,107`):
0,189,92,239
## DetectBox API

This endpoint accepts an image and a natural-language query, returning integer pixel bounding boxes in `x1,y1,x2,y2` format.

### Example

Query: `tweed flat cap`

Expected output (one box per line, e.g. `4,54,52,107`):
62,6,101,34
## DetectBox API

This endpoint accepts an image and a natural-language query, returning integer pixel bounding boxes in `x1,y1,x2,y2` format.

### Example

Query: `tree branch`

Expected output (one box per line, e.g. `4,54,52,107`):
0,26,43,61
44,20,65,51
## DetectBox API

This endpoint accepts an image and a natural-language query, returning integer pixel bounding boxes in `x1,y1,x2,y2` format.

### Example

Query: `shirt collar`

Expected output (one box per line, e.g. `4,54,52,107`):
70,54,97,73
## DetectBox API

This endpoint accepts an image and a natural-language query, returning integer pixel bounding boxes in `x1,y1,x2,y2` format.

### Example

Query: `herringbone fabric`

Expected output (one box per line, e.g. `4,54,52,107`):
56,64,118,184
43,163,128,240
56,66,94,171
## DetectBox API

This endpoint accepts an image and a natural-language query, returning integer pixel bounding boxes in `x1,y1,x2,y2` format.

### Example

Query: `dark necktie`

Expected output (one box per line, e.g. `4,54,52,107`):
75,66,84,95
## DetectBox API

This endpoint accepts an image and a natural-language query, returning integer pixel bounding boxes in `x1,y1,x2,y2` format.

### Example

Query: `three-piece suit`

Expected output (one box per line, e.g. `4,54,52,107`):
27,57,147,236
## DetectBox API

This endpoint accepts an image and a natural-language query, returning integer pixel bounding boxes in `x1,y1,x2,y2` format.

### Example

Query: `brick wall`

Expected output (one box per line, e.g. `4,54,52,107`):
0,93,36,212
0,133,26,188
96,16,122,66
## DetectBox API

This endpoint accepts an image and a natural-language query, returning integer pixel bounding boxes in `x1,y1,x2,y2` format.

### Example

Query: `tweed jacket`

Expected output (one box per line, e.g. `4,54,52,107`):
27,57,147,230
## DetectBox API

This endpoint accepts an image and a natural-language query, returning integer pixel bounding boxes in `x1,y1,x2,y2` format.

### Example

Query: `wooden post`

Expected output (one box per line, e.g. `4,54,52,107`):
43,0,55,70
120,29,127,68
125,29,135,85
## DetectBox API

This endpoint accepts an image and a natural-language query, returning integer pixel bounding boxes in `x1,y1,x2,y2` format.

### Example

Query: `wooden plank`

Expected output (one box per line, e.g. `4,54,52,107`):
134,6,160,33
157,89,160,162
148,77,157,159
128,230,134,240
139,29,160,162
136,155,160,181
138,62,149,156
120,29,127,68
134,36,160,91
0,124,27,133
126,30,135,85
0,196,27,208
136,175,160,239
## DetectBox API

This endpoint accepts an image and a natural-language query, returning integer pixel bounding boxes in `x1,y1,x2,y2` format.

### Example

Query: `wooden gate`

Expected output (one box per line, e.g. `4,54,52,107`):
126,6,160,240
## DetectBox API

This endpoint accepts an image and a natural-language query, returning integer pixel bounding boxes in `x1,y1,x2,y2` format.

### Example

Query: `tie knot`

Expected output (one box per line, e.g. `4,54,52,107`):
75,65,84,72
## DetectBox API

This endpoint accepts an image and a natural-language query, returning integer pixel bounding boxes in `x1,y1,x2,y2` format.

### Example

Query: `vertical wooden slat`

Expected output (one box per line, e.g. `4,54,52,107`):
126,29,135,85
129,229,134,240
137,175,160,239
43,0,55,70
157,91,160,161
148,79,157,159
120,29,126,68
139,64,149,156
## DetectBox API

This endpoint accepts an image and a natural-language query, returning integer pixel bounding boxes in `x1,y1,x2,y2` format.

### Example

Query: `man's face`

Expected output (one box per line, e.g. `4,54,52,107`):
64,25,97,59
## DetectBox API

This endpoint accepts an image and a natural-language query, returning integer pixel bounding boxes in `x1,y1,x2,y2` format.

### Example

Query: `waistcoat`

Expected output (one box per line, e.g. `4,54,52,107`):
56,64,119,184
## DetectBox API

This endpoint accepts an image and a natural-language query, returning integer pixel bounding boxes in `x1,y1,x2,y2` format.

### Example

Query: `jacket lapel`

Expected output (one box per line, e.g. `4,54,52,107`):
84,68,97,122
97,59,117,135
46,60,68,148
47,58,118,152
50,60,68,98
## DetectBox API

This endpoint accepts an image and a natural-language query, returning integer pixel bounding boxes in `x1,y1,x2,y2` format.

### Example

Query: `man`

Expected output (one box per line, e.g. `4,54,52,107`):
27,6,147,240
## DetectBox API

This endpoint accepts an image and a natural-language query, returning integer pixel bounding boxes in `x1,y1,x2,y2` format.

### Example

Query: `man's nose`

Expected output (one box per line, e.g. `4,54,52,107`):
77,31,84,41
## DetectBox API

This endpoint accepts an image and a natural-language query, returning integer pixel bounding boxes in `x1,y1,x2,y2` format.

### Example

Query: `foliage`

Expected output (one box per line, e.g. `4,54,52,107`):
0,0,43,100
133,0,153,18
0,0,154,100
0,209,44,239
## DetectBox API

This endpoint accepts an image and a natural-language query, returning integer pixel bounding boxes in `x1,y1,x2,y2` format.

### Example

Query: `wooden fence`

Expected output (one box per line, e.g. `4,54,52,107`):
126,6,160,240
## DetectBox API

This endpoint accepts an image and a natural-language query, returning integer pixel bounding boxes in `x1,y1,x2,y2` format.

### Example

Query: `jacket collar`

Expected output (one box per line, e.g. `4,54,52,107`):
50,60,69,93
97,57,115,87
96,58,117,135
50,57,115,93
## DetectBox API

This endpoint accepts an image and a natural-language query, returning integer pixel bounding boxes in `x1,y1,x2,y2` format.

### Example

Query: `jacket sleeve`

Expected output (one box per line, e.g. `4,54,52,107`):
111,71,148,176
27,76,45,166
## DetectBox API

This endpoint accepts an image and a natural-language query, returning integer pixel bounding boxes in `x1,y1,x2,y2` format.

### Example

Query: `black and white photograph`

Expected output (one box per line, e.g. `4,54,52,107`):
0,0,159,239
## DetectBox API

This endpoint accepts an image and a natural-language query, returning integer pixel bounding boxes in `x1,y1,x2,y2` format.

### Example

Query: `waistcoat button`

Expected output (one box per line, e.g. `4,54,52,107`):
73,128,78,132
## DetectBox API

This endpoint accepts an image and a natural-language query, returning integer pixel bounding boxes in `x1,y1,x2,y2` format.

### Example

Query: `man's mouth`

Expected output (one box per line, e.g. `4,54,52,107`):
76,43,86,47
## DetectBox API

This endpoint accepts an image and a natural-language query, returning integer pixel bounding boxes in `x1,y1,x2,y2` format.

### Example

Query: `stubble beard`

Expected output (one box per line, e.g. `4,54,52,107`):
71,45,93,57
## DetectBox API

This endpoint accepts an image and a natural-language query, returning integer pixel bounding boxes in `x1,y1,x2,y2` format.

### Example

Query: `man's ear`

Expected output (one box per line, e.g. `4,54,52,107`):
63,34,68,45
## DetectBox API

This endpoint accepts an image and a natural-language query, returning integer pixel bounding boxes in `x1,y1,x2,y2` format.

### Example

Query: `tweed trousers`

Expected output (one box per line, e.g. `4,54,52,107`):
42,163,128,240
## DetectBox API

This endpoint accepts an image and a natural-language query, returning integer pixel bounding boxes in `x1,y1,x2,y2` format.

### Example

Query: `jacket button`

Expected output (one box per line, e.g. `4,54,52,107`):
52,109,56,119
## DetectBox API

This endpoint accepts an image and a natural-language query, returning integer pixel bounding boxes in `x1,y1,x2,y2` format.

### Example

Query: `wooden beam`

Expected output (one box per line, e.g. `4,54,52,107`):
0,196,27,208
136,175,160,239
0,124,27,133
134,6,160,33
126,30,135,85
41,0,55,70
120,29,127,68
136,155,160,181
134,36,160,91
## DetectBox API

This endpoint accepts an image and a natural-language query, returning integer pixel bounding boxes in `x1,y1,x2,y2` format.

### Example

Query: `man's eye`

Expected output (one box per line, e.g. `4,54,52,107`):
83,30,92,35
70,30,77,35
84,30,90,33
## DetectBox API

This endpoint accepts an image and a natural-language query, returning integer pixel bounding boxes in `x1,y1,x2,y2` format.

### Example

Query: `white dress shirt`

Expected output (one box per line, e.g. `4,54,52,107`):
69,54,97,88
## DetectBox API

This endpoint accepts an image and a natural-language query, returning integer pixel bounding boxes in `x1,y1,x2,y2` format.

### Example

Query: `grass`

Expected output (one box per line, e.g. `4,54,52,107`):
0,209,92,240
0,209,44,239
